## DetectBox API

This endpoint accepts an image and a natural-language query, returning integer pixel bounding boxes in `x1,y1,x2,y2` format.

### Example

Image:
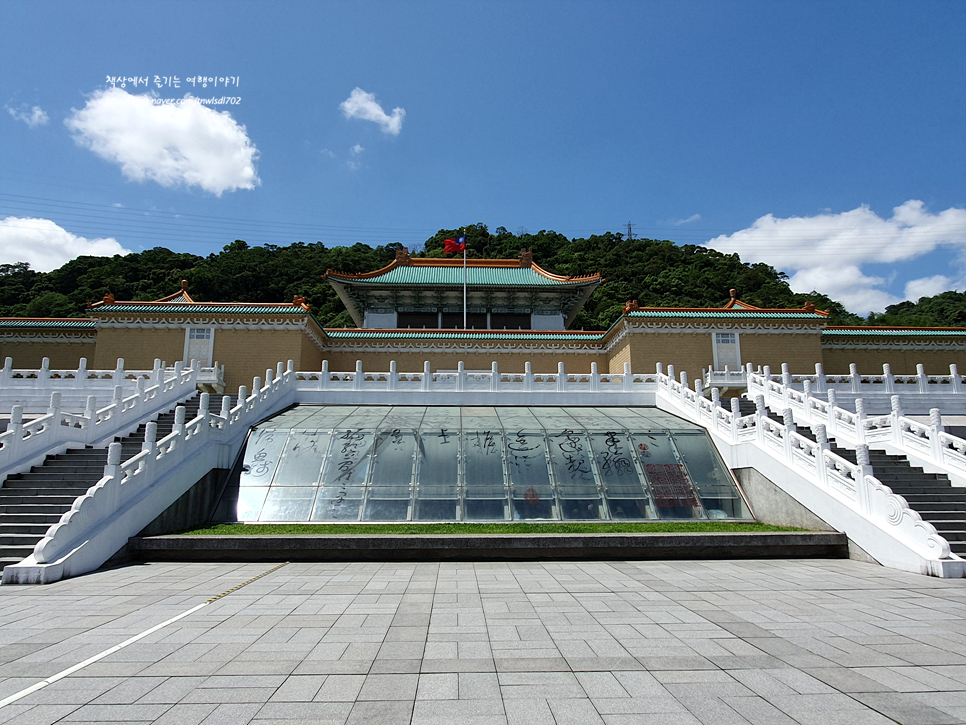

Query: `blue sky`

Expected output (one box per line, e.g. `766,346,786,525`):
1,0,964,315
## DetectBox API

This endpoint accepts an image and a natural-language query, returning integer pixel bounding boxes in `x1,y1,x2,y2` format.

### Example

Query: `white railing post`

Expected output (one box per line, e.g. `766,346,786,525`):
882,363,894,394
782,407,796,459
557,362,566,392
8,406,23,460
694,377,703,399
113,358,125,384
854,398,867,444
855,445,873,514
287,359,294,374
0,357,13,388
802,379,812,405
238,385,248,405
422,361,431,392
590,363,599,393
951,364,962,394
142,421,157,454
320,360,329,391
277,362,285,380
667,364,674,384
889,395,904,447
457,361,465,392
353,361,363,391
47,391,61,417
491,361,499,392
38,357,51,386
623,362,632,392
656,362,663,377
172,405,186,437
754,395,767,446
929,408,944,462
729,396,740,440
388,361,397,391
102,441,123,512
849,363,860,393
220,395,231,420
152,358,162,385
917,363,928,393
762,365,771,383
76,357,88,381
525,362,534,393
814,424,830,488
814,362,826,394
251,378,261,398
112,385,124,406
826,389,837,436
84,396,97,430
266,368,275,387
199,392,210,421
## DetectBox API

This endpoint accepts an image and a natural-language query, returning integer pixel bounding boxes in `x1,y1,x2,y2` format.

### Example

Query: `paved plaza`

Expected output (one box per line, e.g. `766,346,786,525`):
0,559,964,724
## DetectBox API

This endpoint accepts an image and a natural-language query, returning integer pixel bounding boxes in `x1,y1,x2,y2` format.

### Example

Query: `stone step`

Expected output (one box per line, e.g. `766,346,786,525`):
0,503,73,515
0,487,92,498
0,523,53,535
0,544,39,559
0,512,68,524
0,494,79,506
0,533,45,547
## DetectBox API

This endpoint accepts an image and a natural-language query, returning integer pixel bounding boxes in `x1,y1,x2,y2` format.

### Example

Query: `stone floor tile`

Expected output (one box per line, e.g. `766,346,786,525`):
416,673,458,700
411,698,506,724
357,673,419,701
344,699,414,724
503,698,555,725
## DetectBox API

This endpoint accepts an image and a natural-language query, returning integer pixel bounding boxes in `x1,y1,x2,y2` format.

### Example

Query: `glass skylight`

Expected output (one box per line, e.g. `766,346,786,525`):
220,406,752,523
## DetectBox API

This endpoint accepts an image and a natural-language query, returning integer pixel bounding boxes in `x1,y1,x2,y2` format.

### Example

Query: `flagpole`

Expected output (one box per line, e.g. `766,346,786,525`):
462,229,467,329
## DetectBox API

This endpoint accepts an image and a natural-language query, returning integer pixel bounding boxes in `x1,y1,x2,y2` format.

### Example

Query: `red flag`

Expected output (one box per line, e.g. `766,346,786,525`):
444,233,466,253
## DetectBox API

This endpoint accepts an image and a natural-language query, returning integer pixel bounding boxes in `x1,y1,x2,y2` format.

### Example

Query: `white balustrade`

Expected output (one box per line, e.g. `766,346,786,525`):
747,363,966,487
0,359,200,482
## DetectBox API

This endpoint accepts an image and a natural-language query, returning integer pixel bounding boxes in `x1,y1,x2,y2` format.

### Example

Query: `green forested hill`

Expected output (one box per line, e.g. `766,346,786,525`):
2,223,961,329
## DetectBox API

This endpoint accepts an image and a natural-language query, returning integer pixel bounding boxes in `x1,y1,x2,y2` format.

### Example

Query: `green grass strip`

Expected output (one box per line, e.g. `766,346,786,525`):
182,522,804,536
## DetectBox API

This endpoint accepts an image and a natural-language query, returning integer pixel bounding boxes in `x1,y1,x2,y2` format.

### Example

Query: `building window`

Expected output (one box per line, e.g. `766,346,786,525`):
184,327,214,366
713,332,740,371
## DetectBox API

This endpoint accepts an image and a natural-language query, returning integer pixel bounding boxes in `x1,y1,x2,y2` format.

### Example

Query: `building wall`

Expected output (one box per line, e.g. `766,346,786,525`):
299,332,325,373
821,345,966,375
606,337,632,373
213,328,306,391
0,339,96,369
737,331,824,373
93,327,185,370
619,331,714,382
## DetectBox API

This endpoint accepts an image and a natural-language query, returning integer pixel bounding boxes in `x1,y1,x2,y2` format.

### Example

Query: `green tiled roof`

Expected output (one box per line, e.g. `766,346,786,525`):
0,319,96,328
331,267,594,286
824,328,966,336
325,330,607,341
627,310,827,320
93,304,307,314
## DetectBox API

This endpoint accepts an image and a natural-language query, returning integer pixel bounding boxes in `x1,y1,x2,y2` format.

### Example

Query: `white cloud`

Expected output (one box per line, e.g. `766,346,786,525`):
65,88,259,196
705,201,966,314
351,143,364,155
0,217,130,272
340,88,405,135
673,214,701,226
7,104,49,128
905,275,954,301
